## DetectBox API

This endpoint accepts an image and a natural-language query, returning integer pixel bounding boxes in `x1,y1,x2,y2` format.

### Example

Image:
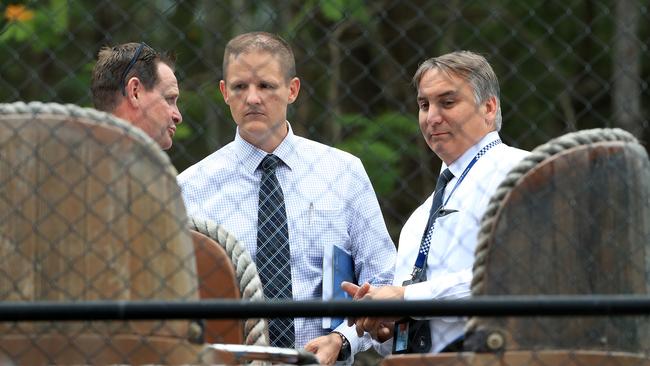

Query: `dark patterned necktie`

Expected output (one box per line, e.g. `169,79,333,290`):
403,168,454,354
417,168,455,273
256,154,295,348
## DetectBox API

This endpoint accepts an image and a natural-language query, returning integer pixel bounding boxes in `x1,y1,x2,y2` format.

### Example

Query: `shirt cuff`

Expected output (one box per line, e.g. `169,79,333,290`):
374,337,394,357
333,323,362,356
403,281,432,300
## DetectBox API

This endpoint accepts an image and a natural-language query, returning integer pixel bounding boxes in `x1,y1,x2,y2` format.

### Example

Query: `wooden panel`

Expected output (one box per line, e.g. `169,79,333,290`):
0,334,225,365
470,141,650,352
191,229,244,344
383,351,650,366
0,111,200,357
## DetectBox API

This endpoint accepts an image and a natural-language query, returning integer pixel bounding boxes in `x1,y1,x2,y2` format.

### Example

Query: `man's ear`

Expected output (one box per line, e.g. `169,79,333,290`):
219,80,229,104
287,77,300,104
125,76,141,107
483,95,498,128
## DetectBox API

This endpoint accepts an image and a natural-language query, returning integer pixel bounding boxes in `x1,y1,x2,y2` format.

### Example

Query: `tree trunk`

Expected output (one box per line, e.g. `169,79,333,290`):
612,0,642,137
326,24,349,143
200,0,226,151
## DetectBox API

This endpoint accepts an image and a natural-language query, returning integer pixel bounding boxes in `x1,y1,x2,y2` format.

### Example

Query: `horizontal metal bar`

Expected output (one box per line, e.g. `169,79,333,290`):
1,295,650,321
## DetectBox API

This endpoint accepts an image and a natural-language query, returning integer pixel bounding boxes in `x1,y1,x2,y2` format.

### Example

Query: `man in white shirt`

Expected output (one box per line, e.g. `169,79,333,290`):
343,50,529,354
177,32,395,365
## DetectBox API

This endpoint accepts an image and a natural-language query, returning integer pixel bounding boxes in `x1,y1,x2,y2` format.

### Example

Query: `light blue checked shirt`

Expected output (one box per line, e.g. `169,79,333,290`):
178,123,396,354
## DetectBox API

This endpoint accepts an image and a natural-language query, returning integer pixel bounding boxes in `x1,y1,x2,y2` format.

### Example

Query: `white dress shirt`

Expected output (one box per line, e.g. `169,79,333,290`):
378,131,529,355
178,123,396,355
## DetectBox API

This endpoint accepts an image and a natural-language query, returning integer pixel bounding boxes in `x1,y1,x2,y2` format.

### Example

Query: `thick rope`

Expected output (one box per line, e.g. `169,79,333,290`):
466,128,638,333
188,216,270,347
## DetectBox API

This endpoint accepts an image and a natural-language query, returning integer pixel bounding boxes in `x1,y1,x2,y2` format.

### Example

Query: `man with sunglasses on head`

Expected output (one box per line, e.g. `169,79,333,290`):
91,42,182,150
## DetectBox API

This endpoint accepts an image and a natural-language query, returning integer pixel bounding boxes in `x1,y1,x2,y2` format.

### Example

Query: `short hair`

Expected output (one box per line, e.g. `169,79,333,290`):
91,42,176,112
222,32,296,82
412,51,502,131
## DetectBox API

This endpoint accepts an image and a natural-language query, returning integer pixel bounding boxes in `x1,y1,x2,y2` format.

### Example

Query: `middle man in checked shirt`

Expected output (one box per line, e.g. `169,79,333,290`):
177,32,396,365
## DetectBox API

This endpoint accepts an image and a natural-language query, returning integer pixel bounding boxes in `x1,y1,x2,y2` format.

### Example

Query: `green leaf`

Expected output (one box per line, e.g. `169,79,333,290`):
286,0,318,35
175,123,193,140
320,0,344,21
335,112,419,195
347,0,370,24
0,25,19,43
0,20,36,43
320,0,370,24
31,10,54,50
49,0,69,34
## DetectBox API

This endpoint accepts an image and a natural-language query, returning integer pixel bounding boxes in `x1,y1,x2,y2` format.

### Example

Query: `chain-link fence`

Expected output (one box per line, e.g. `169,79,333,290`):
1,1,650,365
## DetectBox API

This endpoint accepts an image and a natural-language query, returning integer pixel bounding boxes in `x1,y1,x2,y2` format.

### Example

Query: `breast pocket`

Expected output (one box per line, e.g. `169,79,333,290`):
301,207,350,269
433,208,460,231
432,209,475,270
429,210,461,265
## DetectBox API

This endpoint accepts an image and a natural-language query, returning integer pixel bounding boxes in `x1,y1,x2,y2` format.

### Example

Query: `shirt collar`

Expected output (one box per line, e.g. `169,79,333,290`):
442,131,501,177
234,121,298,174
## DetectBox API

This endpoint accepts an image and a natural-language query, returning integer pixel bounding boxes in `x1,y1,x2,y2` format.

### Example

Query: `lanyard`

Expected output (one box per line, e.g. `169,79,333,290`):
409,139,502,282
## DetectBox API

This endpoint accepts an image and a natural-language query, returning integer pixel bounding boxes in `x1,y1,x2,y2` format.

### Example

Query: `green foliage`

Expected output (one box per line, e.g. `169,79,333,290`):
174,122,192,140
0,18,33,43
336,113,419,196
319,0,369,24
0,1,68,50
287,0,370,34
176,81,231,141
175,89,205,141
0,0,646,239
49,0,68,34
0,3,36,43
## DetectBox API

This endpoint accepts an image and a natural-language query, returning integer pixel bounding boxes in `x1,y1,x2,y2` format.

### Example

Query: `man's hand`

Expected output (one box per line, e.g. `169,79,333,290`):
303,333,342,366
341,282,405,301
341,281,405,340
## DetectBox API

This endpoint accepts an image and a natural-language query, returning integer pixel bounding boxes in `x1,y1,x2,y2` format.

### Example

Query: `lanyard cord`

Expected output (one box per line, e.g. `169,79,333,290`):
409,139,502,281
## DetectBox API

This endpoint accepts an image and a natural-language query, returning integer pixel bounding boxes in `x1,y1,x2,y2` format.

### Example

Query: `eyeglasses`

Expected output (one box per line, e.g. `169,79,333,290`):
120,42,148,96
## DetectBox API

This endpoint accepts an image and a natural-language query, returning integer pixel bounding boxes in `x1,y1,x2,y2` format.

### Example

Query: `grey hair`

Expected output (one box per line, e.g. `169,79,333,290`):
412,51,502,131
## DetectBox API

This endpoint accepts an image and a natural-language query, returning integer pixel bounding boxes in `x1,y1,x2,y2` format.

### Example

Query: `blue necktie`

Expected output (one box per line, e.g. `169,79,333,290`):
399,168,454,354
432,168,454,219
256,154,295,348
415,168,455,283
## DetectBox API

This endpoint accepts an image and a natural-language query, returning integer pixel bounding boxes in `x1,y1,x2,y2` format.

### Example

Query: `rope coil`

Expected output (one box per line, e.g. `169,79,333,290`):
188,216,269,347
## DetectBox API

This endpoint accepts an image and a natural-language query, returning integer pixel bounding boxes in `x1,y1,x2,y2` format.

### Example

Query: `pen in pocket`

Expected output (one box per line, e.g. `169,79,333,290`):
309,202,314,225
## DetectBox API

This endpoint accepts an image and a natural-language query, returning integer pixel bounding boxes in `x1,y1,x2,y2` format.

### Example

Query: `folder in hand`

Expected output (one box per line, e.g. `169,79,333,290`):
322,244,355,329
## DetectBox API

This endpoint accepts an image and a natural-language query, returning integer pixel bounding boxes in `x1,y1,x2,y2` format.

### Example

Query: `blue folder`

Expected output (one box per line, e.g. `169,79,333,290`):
322,244,355,329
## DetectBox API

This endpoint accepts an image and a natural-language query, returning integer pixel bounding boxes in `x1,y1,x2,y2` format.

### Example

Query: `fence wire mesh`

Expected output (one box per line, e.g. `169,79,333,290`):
1,0,650,365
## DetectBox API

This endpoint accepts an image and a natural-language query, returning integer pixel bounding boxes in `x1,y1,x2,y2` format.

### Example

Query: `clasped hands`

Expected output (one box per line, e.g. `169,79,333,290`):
340,281,405,343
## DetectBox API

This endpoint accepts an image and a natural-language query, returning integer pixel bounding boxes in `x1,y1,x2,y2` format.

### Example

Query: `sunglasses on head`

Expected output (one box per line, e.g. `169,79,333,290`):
120,42,149,96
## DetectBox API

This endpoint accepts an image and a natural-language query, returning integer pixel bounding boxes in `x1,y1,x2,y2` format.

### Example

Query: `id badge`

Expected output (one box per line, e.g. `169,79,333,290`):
392,319,409,354
392,278,414,354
